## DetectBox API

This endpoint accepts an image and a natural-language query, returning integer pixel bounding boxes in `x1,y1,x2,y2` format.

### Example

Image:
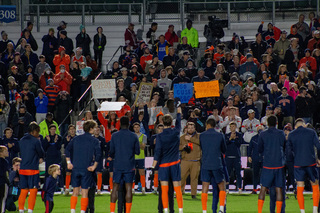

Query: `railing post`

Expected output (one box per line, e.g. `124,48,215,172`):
142,1,146,30
128,4,132,24
180,0,184,30
227,2,231,30
317,0,319,16
20,0,24,31
82,4,85,26
272,0,275,24
37,5,40,32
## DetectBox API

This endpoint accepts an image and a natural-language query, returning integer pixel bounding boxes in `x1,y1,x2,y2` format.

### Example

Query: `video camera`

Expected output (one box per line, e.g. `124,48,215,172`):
204,15,229,46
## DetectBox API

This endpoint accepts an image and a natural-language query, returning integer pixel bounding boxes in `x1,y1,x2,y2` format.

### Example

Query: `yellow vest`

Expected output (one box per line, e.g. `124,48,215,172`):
135,134,145,159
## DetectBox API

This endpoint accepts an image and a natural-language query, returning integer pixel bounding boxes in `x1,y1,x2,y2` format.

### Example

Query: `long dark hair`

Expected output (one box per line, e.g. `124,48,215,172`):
108,112,118,129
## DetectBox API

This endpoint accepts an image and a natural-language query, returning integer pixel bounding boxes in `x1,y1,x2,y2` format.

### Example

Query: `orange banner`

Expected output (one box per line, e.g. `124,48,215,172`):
194,80,220,99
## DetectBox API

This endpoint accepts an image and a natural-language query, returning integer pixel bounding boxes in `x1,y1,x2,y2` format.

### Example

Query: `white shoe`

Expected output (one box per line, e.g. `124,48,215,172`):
142,187,145,194
71,209,76,213
132,188,135,194
97,190,102,195
65,189,70,195
226,189,229,194
239,188,242,194
178,208,183,213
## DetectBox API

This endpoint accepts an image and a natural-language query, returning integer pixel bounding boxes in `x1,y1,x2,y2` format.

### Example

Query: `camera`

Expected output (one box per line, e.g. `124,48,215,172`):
204,15,228,46
183,145,191,153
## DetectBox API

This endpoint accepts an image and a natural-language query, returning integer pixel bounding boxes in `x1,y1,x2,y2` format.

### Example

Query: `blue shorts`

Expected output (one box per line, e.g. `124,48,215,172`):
113,170,135,183
71,169,93,189
96,159,104,173
20,174,40,189
108,160,114,172
158,164,181,182
260,168,284,188
294,165,318,182
201,168,225,184
135,159,145,170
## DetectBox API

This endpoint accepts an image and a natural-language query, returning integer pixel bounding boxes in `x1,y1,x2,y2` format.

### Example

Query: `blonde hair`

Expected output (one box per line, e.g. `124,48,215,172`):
48,164,60,176
277,64,287,75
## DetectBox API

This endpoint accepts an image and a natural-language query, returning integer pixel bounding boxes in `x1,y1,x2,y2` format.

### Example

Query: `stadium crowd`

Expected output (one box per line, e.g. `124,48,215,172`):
1,11,320,213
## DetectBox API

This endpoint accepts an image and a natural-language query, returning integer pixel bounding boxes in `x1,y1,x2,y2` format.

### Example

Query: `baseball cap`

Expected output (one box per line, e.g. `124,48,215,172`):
247,109,255,114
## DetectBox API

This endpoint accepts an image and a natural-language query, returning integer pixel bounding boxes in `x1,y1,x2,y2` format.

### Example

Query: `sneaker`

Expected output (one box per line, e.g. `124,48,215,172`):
251,189,257,194
97,190,102,195
61,188,65,195
191,195,197,199
132,188,135,194
142,187,146,195
226,189,229,194
65,189,70,195
238,188,242,194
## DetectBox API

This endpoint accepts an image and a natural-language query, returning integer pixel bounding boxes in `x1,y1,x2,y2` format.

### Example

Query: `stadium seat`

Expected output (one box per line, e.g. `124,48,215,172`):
46,0,61,13
104,0,119,12
90,0,106,13
30,0,47,14
295,0,311,8
311,0,317,7
249,0,265,10
233,0,249,11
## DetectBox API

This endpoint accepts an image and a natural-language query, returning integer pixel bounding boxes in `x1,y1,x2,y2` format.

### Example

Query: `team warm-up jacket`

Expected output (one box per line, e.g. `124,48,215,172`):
42,175,58,201
109,129,140,171
42,134,62,164
225,132,243,158
19,134,45,172
65,133,101,170
258,127,285,168
200,128,226,170
248,132,263,162
154,113,181,167
287,126,320,167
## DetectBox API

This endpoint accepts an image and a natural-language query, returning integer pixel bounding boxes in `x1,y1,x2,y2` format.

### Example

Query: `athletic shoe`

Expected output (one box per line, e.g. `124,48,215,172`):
142,187,146,195
226,189,229,194
251,189,257,194
97,190,102,195
65,189,70,195
238,188,242,194
132,188,135,194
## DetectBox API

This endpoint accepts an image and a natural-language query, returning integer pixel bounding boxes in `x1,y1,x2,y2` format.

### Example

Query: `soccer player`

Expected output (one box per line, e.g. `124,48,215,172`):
0,145,9,213
200,118,227,213
132,122,147,194
18,122,45,213
288,118,320,213
109,116,140,213
65,120,101,213
258,115,285,213
152,107,183,213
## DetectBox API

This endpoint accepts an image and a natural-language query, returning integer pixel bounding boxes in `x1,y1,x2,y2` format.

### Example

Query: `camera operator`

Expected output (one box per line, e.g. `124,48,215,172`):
204,16,228,47
179,122,201,199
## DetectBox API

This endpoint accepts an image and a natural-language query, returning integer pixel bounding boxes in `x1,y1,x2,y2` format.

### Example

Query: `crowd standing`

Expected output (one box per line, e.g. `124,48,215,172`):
1,11,320,213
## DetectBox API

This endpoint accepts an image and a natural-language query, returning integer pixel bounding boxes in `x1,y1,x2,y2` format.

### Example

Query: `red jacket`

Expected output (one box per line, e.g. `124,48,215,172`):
307,38,320,51
124,28,138,49
53,54,70,73
140,54,153,71
97,112,120,142
53,71,73,93
298,56,317,77
165,30,179,45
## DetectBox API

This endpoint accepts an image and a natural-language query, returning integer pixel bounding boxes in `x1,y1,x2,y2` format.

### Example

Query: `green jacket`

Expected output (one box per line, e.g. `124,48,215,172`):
181,27,199,48
39,120,60,137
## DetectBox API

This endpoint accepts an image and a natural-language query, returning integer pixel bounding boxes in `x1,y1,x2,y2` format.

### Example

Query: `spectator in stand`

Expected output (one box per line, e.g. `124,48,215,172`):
8,52,24,75
273,30,290,62
12,105,34,139
284,38,304,76
221,106,242,134
140,46,152,71
134,41,147,60
1,42,15,69
119,45,133,67
55,90,71,137
41,28,58,69
307,30,320,51
176,36,193,56
250,33,267,60
8,65,23,88
0,31,14,54
44,78,60,112
146,65,159,82
54,65,72,94
124,23,138,49
165,25,179,45
287,24,304,48
19,24,38,51
294,86,315,124
1,128,19,169
146,22,158,46
312,48,320,71
118,67,132,90
158,69,172,98
53,46,70,73
35,55,49,79
39,65,54,90
85,55,98,74
79,62,92,96
59,30,74,56
228,34,248,55
184,59,198,80
34,89,48,124
240,96,259,120
295,14,310,42
298,48,317,78
241,109,260,143
191,68,210,83
275,87,295,126
98,110,120,142
213,44,225,64
57,21,67,40
6,76,19,105
21,44,39,73
116,79,131,104
220,52,234,71
174,51,190,74
154,35,170,61
76,25,91,57
14,38,26,55
257,22,281,46
163,47,179,70
171,68,190,89
181,19,199,48
296,64,312,87
130,65,142,84
223,75,242,99
220,97,240,119
239,53,258,81
20,82,36,118
93,26,107,70
228,55,241,75
0,94,10,137
71,47,86,69
39,112,60,137
151,79,164,100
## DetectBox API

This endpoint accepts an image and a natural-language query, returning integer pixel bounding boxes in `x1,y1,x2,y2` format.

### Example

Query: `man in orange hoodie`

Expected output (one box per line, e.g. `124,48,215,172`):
53,46,70,73
53,64,73,93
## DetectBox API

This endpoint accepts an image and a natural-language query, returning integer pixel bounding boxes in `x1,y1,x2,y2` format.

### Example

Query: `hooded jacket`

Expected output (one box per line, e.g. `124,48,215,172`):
75,25,91,56
158,70,172,98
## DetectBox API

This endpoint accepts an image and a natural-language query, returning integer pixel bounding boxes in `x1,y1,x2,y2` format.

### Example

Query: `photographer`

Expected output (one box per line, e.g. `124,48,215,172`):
179,122,201,199
204,16,228,47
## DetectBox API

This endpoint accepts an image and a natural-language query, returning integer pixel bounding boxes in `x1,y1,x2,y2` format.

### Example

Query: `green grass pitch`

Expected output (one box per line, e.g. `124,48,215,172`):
9,193,315,212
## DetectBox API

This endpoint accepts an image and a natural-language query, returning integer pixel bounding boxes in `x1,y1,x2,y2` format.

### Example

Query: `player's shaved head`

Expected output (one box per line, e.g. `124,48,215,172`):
120,116,130,129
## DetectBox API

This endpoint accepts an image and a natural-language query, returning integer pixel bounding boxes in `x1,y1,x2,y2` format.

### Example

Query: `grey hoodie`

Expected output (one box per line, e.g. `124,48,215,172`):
158,70,172,99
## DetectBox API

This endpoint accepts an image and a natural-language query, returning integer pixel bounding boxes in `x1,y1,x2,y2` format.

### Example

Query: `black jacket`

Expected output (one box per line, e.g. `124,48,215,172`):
59,37,74,56
76,33,91,56
93,33,107,51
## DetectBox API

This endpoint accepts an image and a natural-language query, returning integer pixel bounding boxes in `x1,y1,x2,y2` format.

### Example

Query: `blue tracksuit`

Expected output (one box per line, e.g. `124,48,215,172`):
154,113,181,166
248,133,262,189
65,132,102,170
19,134,45,171
94,135,107,172
42,134,62,174
109,129,140,171
42,175,58,202
1,136,19,166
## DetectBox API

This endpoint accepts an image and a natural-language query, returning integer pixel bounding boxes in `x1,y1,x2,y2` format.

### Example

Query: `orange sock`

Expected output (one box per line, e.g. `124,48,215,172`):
258,199,264,213
161,185,169,209
28,188,37,210
154,173,159,188
126,203,132,213
109,177,113,190
201,193,208,211
276,201,283,213
70,196,78,210
132,182,135,189
313,185,319,207
297,186,305,210
219,190,226,207
81,198,89,211
110,202,116,212
65,174,71,189
174,186,183,209
140,175,146,188
18,189,28,210
97,173,102,190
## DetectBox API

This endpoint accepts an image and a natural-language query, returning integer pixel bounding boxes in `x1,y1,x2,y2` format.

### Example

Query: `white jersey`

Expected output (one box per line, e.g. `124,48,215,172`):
221,115,242,134
241,118,260,143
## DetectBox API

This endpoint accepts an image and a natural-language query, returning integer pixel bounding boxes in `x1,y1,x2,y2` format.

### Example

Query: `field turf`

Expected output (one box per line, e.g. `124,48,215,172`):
8,192,314,213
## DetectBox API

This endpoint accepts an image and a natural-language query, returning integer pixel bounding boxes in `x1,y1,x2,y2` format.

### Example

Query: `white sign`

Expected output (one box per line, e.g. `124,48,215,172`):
76,120,85,135
97,101,126,112
91,79,116,99
135,83,153,106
